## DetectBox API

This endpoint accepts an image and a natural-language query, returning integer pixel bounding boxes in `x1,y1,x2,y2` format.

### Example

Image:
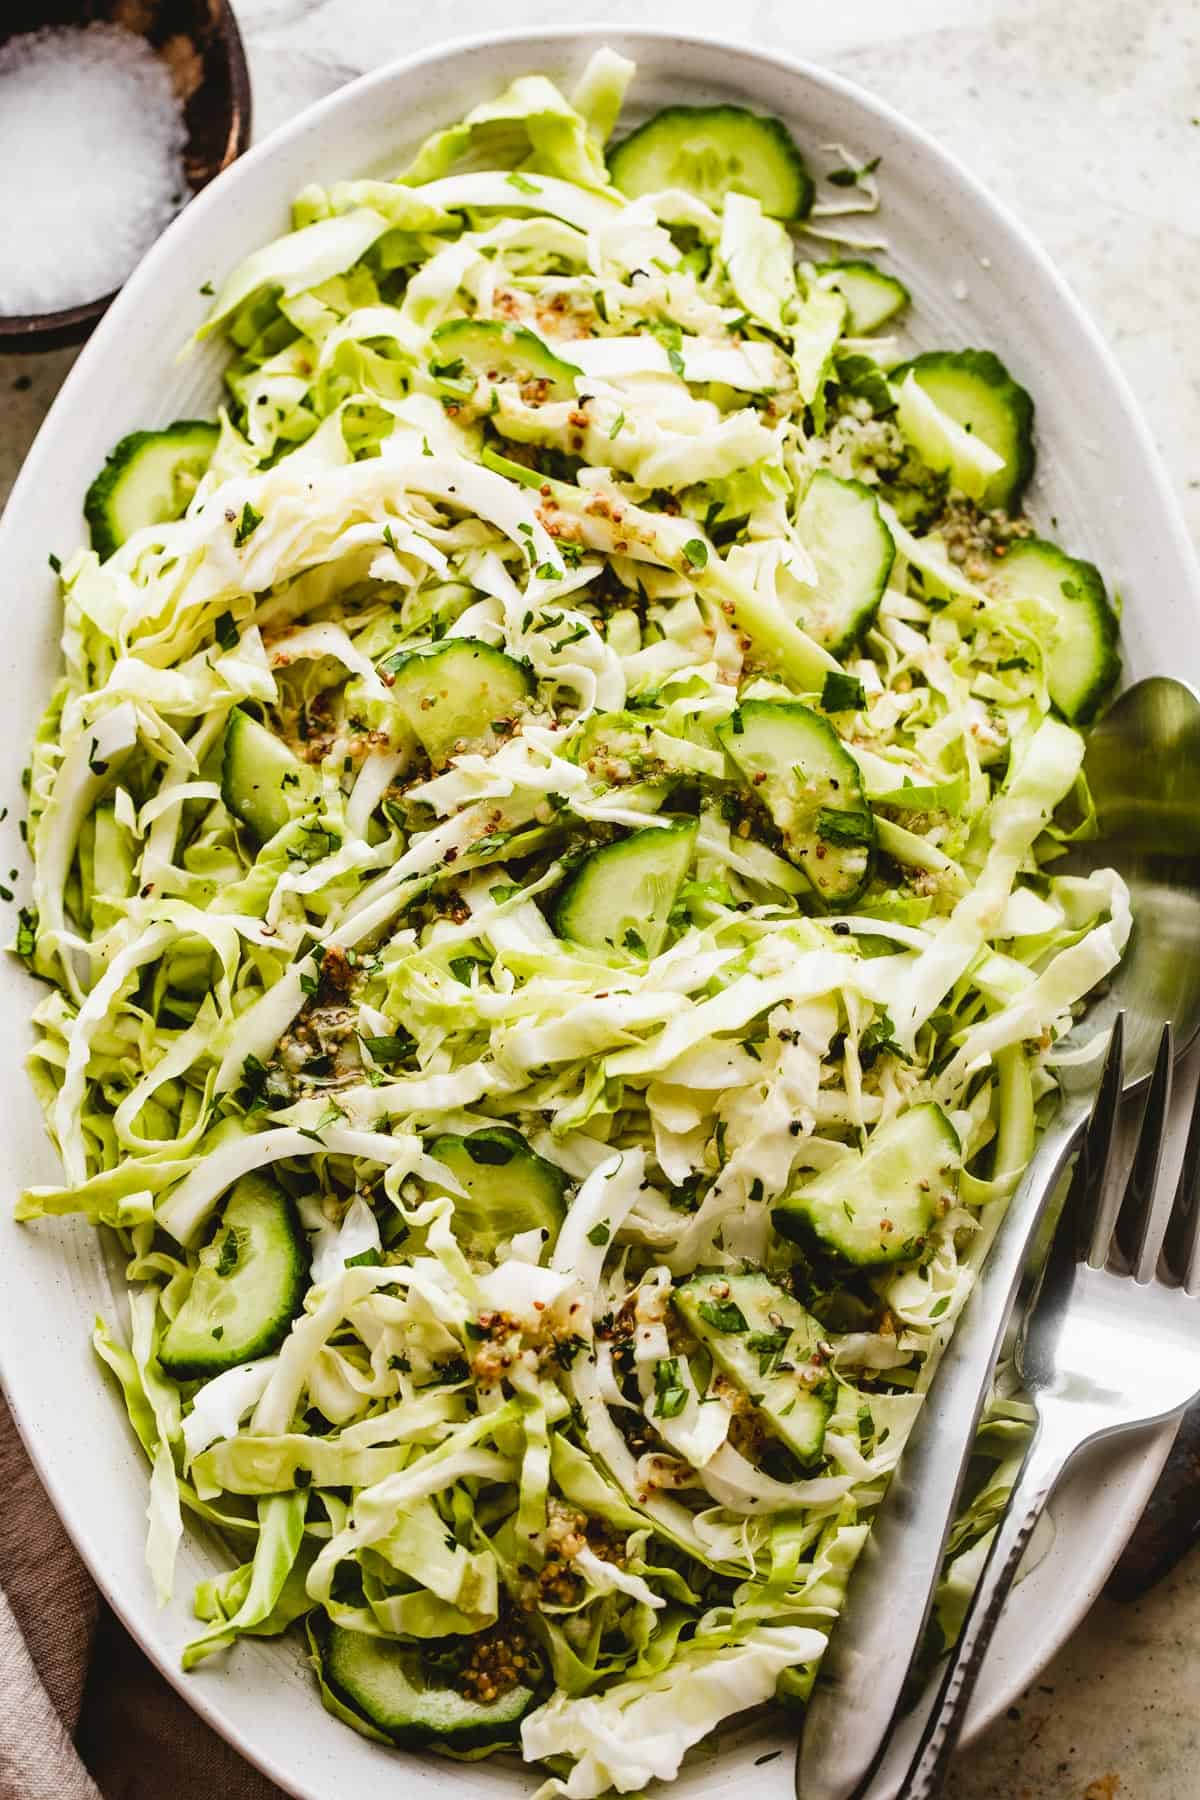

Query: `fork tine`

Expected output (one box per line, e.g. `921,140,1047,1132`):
1078,1011,1127,1266
1163,1051,1200,1287
1037,1015,1126,1320
1112,1021,1174,1279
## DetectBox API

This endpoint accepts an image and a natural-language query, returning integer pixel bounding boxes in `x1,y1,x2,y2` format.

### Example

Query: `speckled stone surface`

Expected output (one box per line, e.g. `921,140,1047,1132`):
1,3,1198,1796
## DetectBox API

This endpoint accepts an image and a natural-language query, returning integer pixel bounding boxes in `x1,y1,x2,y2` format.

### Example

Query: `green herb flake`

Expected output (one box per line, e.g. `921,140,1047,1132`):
859,1007,907,1068
745,1329,790,1375
358,1031,415,1067
234,502,263,547
827,154,880,188
682,539,708,571
297,1102,345,1144
815,807,874,847
15,906,38,960
821,670,867,712
587,1221,611,1246
345,1246,383,1269
696,1298,749,1333
653,1356,688,1418
506,171,542,195
608,410,626,441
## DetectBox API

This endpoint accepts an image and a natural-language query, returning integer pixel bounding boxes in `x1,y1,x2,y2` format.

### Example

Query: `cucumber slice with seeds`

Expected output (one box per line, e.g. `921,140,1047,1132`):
160,1174,308,1377
84,420,219,560
673,1270,833,1467
986,538,1119,726
892,349,1034,511
384,640,535,768
318,1622,535,1748
816,261,910,334
793,470,895,654
426,1126,568,1260
221,708,321,842
773,1102,961,1268
718,701,874,905
431,318,582,403
555,819,698,958
609,105,813,220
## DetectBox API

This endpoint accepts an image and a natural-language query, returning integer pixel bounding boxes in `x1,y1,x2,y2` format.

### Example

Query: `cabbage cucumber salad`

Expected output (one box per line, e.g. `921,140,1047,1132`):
19,49,1129,1797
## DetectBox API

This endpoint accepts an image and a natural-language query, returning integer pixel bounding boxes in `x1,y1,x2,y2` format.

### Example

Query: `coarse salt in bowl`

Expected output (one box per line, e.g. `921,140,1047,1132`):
0,0,251,352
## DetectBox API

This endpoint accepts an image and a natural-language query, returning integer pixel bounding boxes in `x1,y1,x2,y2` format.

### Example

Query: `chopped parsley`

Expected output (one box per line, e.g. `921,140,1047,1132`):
821,670,867,712
696,1298,749,1333
827,154,881,188
233,502,263,547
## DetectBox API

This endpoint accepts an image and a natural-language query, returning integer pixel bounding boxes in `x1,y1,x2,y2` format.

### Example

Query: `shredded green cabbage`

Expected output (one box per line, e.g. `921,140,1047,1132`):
16,48,1126,1797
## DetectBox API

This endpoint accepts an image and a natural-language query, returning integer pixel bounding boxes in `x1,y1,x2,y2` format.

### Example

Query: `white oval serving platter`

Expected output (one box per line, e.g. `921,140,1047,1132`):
1,26,1197,1800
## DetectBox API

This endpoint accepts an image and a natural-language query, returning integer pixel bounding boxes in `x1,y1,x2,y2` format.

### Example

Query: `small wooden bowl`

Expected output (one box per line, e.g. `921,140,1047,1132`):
0,0,252,353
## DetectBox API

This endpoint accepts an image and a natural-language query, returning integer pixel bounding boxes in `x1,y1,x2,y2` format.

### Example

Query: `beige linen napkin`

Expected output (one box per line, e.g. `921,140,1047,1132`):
0,1390,284,1800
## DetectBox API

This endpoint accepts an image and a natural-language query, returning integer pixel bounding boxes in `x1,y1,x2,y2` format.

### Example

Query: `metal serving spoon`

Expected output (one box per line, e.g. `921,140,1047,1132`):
798,676,1200,1800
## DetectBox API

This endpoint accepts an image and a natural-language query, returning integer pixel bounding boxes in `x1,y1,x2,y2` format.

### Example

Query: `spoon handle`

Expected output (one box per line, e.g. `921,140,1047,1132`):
797,1101,1087,1800
899,1424,1063,1799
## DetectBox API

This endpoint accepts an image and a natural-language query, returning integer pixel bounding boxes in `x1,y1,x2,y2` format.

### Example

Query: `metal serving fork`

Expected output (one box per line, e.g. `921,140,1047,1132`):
897,1013,1200,1798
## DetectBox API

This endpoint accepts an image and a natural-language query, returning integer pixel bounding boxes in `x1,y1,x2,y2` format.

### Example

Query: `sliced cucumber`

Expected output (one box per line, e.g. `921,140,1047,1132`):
83,420,219,560
221,708,321,842
673,1271,833,1467
319,1622,535,1749
554,820,697,958
793,470,895,654
384,640,534,769
609,105,813,220
431,318,581,403
574,710,670,785
160,1174,308,1377
773,1102,961,1268
426,1127,568,1260
573,710,716,792
717,701,874,905
816,261,910,335
986,538,1119,726
892,350,1034,511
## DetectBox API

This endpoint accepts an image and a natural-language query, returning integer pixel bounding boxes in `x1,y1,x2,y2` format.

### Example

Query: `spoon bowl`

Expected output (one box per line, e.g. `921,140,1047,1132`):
1064,676,1200,1084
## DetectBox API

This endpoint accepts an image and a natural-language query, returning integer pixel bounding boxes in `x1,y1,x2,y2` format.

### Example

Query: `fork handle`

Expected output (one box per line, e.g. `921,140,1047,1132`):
899,1425,1066,1800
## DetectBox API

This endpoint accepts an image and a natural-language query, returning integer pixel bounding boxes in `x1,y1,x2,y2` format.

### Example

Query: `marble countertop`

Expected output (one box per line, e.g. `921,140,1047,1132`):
2,2,1198,1796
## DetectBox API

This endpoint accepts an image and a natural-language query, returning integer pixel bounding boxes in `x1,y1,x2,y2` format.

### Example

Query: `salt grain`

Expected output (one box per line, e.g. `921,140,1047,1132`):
0,22,188,318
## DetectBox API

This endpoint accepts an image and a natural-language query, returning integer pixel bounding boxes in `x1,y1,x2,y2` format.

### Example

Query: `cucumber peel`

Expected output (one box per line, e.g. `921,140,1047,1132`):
609,104,813,219
892,349,1034,511
84,420,219,560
